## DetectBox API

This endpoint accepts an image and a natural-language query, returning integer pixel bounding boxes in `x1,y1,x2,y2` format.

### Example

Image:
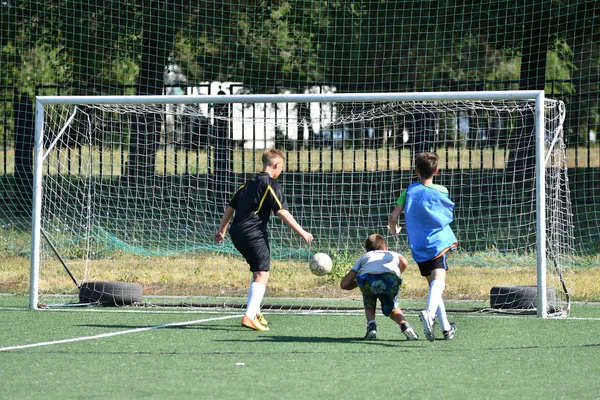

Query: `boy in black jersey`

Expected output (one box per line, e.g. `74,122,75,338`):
214,148,313,331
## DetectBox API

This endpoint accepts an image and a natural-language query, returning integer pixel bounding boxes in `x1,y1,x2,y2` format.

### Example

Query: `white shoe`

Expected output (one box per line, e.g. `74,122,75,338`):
419,310,435,342
443,322,457,340
401,324,419,341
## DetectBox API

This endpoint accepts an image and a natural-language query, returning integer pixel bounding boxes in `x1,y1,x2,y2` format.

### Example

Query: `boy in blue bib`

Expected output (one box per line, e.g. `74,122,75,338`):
388,152,458,341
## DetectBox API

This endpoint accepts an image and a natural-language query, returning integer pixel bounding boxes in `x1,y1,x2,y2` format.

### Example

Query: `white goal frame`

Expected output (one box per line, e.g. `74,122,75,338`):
31,90,551,316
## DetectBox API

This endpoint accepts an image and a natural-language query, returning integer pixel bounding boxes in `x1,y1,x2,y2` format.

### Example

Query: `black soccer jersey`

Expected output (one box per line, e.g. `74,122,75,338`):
228,172,288,241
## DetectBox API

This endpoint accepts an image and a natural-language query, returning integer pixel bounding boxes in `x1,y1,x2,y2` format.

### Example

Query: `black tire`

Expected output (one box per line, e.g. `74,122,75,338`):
490,285,556,310
79,281,143,306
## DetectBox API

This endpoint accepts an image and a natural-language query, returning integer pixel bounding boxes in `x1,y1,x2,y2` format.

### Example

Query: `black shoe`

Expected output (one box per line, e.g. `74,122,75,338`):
443,322,457,340
364,322,377,340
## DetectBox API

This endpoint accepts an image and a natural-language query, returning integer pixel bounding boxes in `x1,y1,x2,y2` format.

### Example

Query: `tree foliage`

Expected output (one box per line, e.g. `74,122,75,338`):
2,0,599,140
3,0,597,94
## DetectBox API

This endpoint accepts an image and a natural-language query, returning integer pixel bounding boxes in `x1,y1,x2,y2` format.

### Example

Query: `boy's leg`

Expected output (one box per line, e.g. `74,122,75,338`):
432,283,457,339
355,274,378,340
364,308,377,340
242,272,270,331
389,307,406,324
426,269,446,316
428,265,453,332
417,276,434,341
365,307,376,321
234,238,271,331
435,296,451,332
419,256,451,341
390,308,418,340
379,273,417,340
246,271,269,319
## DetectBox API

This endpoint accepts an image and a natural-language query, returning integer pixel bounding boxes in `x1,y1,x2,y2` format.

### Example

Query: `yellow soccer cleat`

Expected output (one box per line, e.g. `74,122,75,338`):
241,315,270,331
256,312,268,326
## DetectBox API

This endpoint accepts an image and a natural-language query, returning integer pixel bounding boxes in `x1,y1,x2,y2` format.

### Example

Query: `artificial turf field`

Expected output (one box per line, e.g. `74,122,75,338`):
1,295,599,400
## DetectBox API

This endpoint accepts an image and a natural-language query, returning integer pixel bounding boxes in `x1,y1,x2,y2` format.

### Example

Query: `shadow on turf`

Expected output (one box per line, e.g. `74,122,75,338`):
78,323,242,332
264,336,410,346
213,335,416,347
76,323,428,344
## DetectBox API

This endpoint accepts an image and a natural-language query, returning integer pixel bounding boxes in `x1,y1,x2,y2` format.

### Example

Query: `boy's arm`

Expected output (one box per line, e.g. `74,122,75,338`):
388,205,404,235
276,209,313,244
398,254,409,274
213,205,235,243
340,270,358,290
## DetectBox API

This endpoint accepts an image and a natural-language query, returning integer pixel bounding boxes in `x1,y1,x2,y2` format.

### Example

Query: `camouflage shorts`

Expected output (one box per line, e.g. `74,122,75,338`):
355,272,402,317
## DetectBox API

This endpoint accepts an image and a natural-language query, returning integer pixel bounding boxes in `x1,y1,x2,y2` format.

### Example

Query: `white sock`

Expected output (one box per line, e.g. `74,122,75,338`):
436,299,451,331
245,282,266,319
427,279,446,322
426,280,442,316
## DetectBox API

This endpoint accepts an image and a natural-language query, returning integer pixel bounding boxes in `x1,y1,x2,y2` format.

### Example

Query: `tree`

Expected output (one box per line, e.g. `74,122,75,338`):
558,0,600,144
507,2,552,176
126,1,178,179
4,0,598,152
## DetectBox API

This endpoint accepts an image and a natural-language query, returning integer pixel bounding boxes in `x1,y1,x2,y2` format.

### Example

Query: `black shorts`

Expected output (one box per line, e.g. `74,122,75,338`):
230,233,271,272
416,253,448,277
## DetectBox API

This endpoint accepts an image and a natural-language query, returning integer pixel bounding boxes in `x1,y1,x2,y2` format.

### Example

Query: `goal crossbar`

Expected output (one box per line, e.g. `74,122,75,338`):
35,90,545,106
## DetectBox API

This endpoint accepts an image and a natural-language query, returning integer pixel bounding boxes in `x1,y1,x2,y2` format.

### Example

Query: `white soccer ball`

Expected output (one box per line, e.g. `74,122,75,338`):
309,253,332,276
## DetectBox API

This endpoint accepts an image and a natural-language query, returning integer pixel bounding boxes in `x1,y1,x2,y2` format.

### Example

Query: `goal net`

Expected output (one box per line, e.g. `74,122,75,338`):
30,91,572,317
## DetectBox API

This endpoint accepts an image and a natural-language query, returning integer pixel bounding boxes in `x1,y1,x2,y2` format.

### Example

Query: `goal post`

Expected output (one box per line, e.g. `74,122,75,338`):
535,90,547,318
30,91,572,317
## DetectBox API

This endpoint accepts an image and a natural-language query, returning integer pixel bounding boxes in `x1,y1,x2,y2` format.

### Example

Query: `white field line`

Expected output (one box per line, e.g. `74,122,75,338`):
0,314,241,352
0,306,244,315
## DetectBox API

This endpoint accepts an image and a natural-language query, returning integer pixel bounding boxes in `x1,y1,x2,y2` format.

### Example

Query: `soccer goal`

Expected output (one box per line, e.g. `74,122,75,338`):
29,91,573,317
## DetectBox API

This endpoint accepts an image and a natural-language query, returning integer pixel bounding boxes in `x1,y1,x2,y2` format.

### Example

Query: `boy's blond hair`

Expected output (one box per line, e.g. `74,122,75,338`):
415,152,439,179
262,148,285,167
365,234,388,252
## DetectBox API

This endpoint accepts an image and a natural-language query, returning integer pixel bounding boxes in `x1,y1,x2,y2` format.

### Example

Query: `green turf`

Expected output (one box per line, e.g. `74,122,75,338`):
1,296,599,400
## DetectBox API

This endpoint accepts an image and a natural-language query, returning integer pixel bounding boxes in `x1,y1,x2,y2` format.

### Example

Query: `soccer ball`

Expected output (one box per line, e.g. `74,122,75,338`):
309,253,332,276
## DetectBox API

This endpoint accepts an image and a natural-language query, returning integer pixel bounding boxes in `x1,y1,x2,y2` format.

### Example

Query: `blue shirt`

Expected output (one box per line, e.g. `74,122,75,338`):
402,182,458,262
